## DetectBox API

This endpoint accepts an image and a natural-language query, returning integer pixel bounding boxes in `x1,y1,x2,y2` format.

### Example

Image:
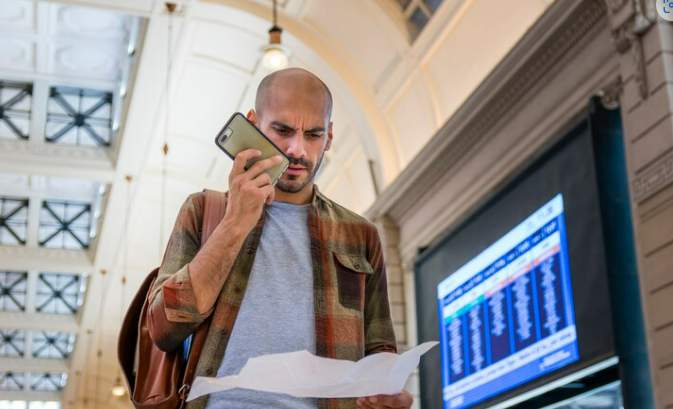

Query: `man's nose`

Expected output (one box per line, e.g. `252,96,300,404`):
285,134,307,158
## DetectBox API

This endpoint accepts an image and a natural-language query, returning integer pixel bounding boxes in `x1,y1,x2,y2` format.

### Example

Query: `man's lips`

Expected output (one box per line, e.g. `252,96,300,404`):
286,166,307,174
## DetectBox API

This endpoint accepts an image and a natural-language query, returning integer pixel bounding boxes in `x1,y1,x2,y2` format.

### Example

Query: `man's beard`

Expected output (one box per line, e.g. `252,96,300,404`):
276,152,325,194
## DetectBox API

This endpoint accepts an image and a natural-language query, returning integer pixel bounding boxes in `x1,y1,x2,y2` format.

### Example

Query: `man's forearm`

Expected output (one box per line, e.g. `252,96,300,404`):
188,218,248,315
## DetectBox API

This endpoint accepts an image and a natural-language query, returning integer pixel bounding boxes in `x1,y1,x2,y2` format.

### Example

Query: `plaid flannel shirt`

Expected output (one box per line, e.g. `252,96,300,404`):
147,185,397,409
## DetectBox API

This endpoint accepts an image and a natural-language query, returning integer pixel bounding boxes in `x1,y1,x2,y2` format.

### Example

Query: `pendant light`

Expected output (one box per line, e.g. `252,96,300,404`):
261,0,291,70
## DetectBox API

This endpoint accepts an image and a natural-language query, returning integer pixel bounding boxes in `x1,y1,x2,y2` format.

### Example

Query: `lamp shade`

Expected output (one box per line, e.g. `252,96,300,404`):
262,45,290,70
111,377,127,397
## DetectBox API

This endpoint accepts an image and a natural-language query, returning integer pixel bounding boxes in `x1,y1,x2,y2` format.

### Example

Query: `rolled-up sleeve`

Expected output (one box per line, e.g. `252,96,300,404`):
147,192,210,352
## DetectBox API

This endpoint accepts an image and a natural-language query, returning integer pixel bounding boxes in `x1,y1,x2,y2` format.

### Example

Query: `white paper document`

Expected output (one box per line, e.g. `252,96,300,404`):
187,341,438,401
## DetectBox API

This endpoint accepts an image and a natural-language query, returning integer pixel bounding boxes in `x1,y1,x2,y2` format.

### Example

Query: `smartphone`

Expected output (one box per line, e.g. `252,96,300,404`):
214,112,290,185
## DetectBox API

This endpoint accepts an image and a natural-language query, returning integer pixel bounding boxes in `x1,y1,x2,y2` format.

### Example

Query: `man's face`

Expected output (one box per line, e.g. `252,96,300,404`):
248,81,333,194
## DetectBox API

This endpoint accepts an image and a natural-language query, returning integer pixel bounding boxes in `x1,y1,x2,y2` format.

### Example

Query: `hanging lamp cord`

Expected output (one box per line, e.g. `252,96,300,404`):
160,4,175,259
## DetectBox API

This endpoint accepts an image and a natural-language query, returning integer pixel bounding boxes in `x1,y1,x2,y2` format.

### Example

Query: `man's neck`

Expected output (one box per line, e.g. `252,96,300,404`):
273,183,314,205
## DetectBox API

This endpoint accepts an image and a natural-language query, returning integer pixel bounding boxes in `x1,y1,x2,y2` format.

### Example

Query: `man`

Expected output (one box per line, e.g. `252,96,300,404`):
147,68,412,409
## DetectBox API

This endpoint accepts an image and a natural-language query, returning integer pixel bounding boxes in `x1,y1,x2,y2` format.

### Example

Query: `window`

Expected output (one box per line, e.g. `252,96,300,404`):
27,403,61,409
0,330,76,359
0,271,27,312
32,332,76,359
395,0,445,39
0,81,32,141
0,331,25,357
0,197,28,246
29,373,67,392
0,402,60,409
39,200,92,249
0,373,24,391
35,273,86,315
46,87,112,147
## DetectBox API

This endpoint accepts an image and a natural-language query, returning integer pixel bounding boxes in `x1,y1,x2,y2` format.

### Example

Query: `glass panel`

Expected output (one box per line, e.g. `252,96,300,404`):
29,373,67,392
0,330,25,357
396,0,412,9
422,0,444,12
27,403,60,409
410,6,430,33
35,273,86,315
0,401,27,409
0,198,28,246
0,373,24,391
32,332,76,359
0,271,27,312
0,81,32,141
46,87,112,147
39,201,91,249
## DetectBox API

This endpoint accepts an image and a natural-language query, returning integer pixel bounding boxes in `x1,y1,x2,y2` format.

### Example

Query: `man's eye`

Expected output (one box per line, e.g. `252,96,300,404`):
275,128,290,135
309,133,322,139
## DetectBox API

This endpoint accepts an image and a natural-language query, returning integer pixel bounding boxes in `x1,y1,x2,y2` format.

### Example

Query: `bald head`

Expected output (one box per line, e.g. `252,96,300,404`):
255,68,333,120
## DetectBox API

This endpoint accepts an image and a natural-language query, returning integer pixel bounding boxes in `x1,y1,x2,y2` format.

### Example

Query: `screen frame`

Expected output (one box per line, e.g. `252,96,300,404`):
414,116,617,409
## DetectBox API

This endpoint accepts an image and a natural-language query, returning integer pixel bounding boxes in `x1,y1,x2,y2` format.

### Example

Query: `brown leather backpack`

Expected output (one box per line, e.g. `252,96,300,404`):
118,190,227,409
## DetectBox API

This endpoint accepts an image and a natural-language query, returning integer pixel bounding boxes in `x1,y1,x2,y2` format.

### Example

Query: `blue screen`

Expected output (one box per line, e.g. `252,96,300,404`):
437,194,579,409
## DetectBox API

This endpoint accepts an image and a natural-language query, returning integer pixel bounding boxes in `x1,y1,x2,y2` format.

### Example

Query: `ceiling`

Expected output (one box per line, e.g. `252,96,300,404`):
0,0,553,408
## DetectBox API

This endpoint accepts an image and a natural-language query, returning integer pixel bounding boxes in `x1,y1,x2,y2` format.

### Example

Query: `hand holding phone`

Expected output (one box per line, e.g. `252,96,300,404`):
215,112,290,185
215,113,290,233
222,149,282,234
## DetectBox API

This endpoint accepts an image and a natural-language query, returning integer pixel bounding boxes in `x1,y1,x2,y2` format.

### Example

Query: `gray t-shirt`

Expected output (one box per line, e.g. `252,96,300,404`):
203,201,317,409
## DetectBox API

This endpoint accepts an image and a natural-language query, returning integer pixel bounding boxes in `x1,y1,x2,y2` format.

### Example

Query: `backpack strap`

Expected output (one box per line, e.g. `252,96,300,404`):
179,189,228,403
201,190,228,244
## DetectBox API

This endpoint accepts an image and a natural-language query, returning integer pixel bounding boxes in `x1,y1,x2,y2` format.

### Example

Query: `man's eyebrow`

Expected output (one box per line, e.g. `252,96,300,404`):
270,121,295,130
270,121,325,134
305,127,325,133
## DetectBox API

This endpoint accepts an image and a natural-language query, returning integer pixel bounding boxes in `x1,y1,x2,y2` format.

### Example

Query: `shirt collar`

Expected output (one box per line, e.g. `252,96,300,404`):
311,184,331,209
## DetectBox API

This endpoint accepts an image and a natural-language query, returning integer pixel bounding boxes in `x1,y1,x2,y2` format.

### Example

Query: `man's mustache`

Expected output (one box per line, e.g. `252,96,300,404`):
287,156,312,169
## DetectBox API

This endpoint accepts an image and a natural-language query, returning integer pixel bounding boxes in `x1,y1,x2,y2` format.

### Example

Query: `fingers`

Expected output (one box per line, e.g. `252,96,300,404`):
264,185,275,205
246,154,283,180
229,151,283,192
230,149,261,180
356,391,413,409
231,150,282,180
251,172,272,188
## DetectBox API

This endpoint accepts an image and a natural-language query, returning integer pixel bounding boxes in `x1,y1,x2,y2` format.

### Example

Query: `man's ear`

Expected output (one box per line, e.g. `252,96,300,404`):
246,109,258,125
325,121,334,152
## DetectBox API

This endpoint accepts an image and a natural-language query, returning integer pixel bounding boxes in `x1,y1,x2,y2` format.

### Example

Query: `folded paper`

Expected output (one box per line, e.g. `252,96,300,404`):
187,341,438,401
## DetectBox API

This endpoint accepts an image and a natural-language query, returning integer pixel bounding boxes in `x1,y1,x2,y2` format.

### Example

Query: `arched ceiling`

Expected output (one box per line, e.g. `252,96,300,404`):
0,1,553,409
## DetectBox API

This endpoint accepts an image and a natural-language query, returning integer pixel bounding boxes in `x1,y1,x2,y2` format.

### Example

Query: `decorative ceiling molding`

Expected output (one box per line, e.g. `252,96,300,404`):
605,0,630,13
0,357,70,372
0,142,115,182
597,74,624,110
367,0,608,222
0,245,92,273
0,40,34,70
0,139,109,159
0,311,78,332
605,0,657,99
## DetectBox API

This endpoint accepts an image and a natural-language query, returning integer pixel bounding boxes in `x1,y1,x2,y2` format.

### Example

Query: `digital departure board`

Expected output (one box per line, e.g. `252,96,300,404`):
437,194,579,409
